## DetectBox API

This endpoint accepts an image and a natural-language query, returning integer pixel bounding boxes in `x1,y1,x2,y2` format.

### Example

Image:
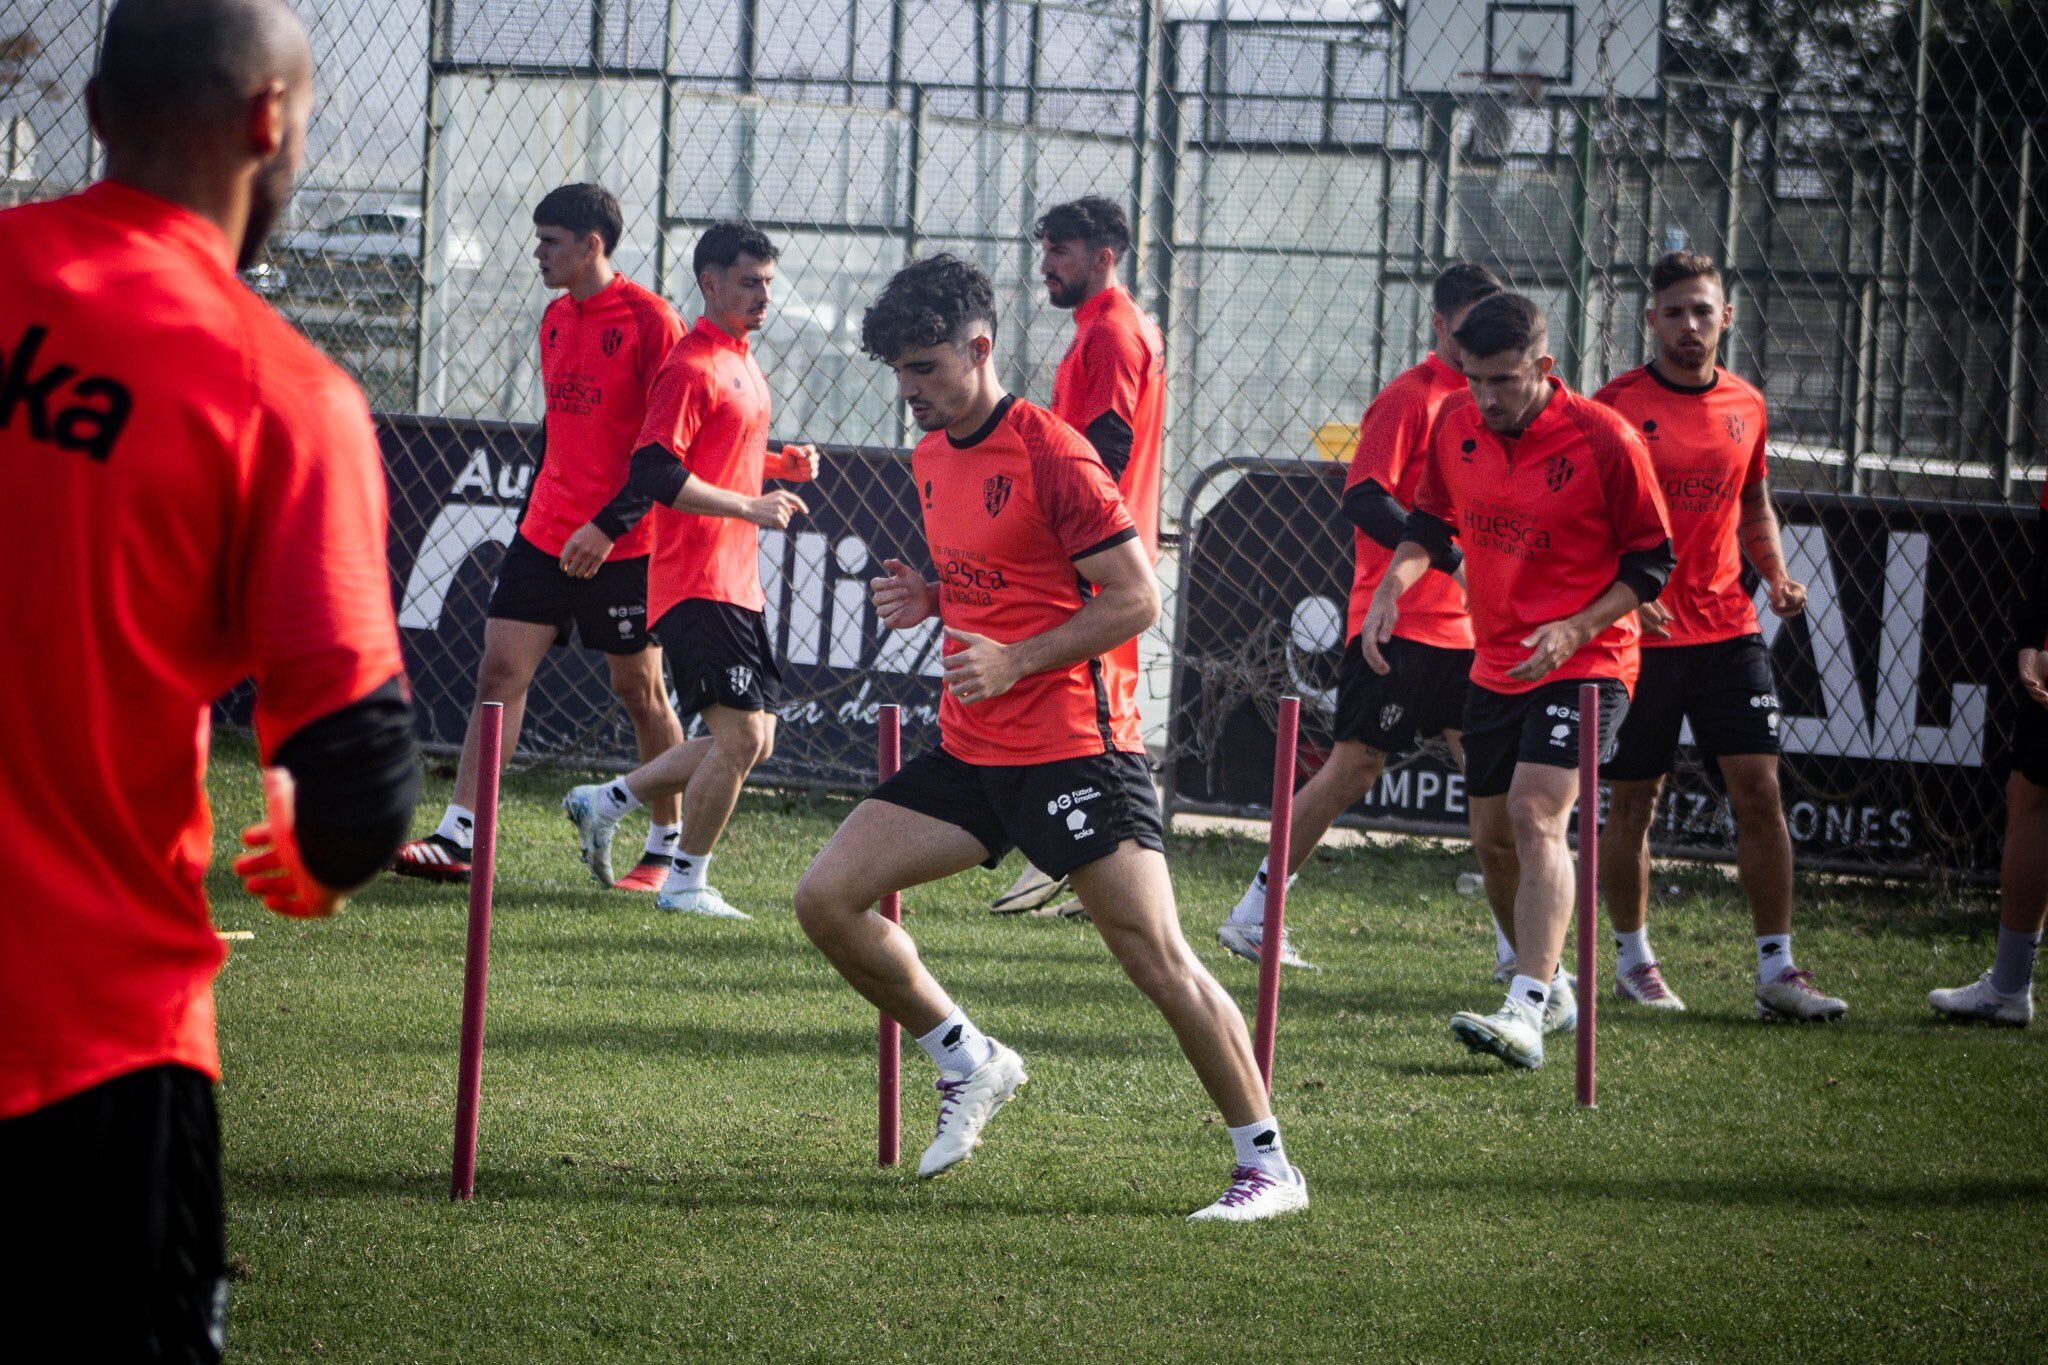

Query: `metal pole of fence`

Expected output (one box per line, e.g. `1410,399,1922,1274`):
1575,683,1599,1110
451,701,503,1200
877,704,903,1166
1253,696,1301,1091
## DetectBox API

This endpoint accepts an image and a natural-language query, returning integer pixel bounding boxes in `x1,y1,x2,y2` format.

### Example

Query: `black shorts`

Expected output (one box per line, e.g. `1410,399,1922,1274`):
486,532,652,654
1462,677,1630,799
0,1064,226,1363
1602,635,1780,782
2015,693,2048,789
870,747,1166,879
654,599,784,715
1333,635,1474,754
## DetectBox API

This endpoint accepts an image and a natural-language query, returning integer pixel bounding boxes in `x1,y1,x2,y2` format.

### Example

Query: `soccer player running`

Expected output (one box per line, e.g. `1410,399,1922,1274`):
795,255,1307,1221
1361,294,1674,1070
563,222,817,918
1594,251,1846,1021
1218,262,1504,970
1928,477,2048,1026
0,0,418,1355
991,194,1168,917
395,183,688,892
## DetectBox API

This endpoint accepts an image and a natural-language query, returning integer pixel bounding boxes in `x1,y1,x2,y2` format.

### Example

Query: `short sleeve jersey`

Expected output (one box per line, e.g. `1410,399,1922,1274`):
635,317,774,619
521,276,682,560
1051,284,1166,558
1595,365,1768,647
914,397,1141,765
0,182,405,1120
1413,378,1673,696
1343,352,1475,649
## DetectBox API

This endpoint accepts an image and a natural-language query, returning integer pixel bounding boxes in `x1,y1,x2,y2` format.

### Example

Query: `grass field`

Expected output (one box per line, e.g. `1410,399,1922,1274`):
201,736,2048,1362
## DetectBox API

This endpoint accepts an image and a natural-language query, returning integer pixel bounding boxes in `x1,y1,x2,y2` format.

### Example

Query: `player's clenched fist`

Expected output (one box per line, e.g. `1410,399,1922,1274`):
941,626,1020,704
1507,618,1592,683
233,769,348,919
1636,597,1674,639
1764,575,1808,618
871,557,934,629
744,488,807,530
771,442,821,482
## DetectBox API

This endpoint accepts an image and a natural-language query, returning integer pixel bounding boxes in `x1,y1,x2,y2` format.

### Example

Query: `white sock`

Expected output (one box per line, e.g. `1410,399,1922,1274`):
1493,920,1516,965
645,822,681,858
663,850,710,894
1506,974,1550,1027
596,779,640,821
1230,860,1272,926
1228,1118,1291,1178
435,804,475,850
916,1008,995,1078
1614,927,1653,976
1757,934,1794,982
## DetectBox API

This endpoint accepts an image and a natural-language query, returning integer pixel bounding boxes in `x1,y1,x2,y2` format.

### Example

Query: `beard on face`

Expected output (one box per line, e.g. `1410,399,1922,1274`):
238,144,297,272
1044,274,1085,309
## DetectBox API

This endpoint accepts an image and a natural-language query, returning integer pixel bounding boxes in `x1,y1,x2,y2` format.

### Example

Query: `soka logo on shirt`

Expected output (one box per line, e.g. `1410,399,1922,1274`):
0,323,133,462
984,473,1013,517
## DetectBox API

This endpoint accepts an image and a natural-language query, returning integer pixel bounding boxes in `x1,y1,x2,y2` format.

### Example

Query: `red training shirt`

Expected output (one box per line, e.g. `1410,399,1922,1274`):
522,275,682,560
1343,352,1475,649
0,182,405,1120
1595,365,1768,648
914,397,1142,764
1052,283,1168,746
634,316,789,620
1413,378,1672,695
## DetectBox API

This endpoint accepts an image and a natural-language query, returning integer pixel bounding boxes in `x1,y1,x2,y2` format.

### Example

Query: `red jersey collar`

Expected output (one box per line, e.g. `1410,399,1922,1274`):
565,273,627,312
693,315,751,354
1510,373,1570,439
83,179,236,275
1073,283,1131,325
1422,351,1463,385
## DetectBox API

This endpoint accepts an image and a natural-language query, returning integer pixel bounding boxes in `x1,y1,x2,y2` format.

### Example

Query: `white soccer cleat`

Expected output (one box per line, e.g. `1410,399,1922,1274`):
1187,1164,1310,1223
656,884,751,920
1541,975,1578,1034
1928,972,2033,1027
990,864,1070,915
1216,920,1315,970
1755,967,1848,1022
1614,961,1687,1011
1450,1003,1545,1070
561,784,622,887
917,1044,1027,1178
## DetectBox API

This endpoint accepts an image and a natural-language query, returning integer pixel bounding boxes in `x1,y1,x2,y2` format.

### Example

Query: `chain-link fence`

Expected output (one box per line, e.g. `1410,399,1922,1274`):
9,0,2044,873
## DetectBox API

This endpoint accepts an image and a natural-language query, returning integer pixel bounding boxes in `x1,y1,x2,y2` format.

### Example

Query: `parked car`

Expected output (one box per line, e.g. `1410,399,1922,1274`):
251,206,481,301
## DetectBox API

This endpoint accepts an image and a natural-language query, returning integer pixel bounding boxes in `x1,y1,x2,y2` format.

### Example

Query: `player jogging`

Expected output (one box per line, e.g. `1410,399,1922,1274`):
992,195,1169,917
395,183,688,892
0,1,418,1355
1218,262,1503,969
1361,293,1674,1070
1594,251,1846,1022
562,222,817,918
794,254,1307,1221
1928,474,2048,1026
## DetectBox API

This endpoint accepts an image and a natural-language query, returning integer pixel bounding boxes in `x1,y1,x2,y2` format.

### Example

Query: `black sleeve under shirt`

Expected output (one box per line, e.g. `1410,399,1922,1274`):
269,675,420,889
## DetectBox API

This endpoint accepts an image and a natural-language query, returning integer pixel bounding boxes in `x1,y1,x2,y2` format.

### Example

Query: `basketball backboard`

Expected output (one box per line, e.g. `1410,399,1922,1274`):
1400,0,1664,101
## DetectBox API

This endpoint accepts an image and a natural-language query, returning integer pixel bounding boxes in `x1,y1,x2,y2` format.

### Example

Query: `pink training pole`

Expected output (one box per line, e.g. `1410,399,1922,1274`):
877,705,904,1166
451,702,504,1200
1254,696,1301,1091
1575,682,1599,1109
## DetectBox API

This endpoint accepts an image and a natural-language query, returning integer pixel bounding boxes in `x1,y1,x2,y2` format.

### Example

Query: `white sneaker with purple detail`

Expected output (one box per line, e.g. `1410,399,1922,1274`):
917,1044,1027,1178
1615,961,1686,1011
1187,1164,1309,1222
1755,967,1847,1022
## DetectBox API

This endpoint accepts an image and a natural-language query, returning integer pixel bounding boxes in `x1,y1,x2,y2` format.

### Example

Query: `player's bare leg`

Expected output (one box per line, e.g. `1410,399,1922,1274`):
1717,752,1845,1020
1468,791,1522,973
1599,775,1684,1008
1932,771,2047,1026
605,645,687,889
795,800,1026,1176
556,704,749,900
1452,765,1580,1068
1220,738,1385,968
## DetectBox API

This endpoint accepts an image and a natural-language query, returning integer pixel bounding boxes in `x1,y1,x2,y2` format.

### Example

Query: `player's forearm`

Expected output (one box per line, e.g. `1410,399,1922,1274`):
1568,579,1652,642
1343,477,1412,552
670,473,755,519
1374,539,1437,606
269,675,420,889
1738,484,1789,586
1003,579,1159,679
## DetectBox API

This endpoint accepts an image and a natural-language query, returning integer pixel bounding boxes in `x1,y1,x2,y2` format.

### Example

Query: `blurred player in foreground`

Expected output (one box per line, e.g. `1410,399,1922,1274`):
562,222,818,918
990,195,1167,917
395,183,686,891
1594,251,1845,1021
1218,262,1502,969
794,255,1307,1221
0,0,417,1355
1928,477,2048,1027
1362,294,1673,1070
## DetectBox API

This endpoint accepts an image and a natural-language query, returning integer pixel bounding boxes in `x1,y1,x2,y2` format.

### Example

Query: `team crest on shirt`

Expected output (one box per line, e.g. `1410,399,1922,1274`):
984,473,1013,517
1544,454,1575,492
600,327,624,358
727,666,754,695
1724,413,1747,443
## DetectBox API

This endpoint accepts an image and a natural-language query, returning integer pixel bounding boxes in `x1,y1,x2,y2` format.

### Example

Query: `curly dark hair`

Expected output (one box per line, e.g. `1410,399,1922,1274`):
692,220,779,277
1452,291,1548,359
532,184,624,256
860,253,999,362
1034,195,1131,260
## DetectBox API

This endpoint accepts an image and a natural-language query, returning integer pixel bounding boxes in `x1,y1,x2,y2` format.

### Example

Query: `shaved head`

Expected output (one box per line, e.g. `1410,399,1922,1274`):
90,0,314,268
